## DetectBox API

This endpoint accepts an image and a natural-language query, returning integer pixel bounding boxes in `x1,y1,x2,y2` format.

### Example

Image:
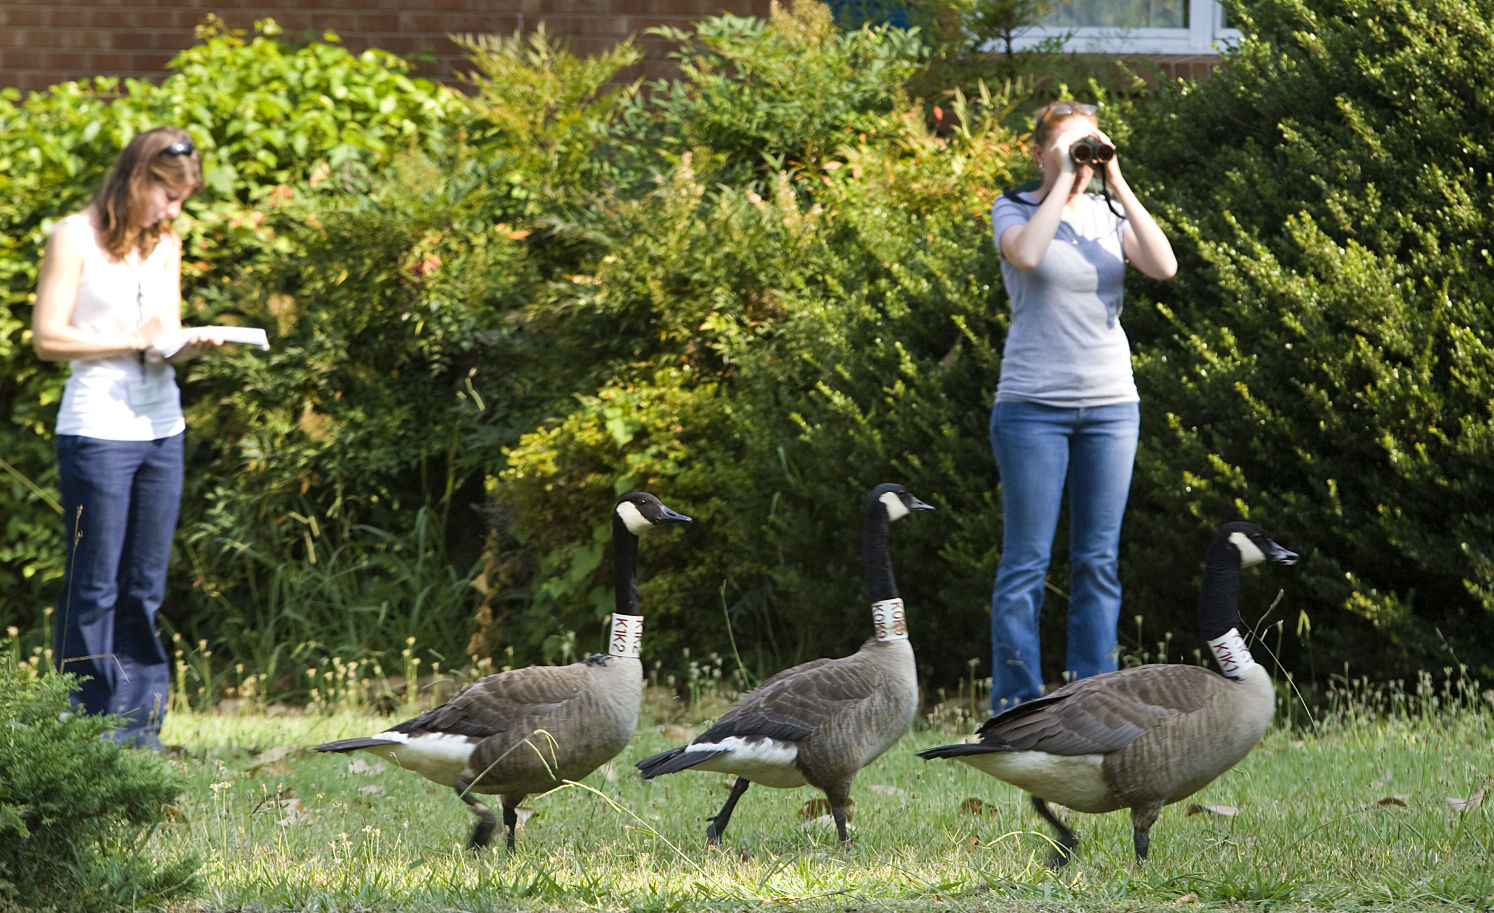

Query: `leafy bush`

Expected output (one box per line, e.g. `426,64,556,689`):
0,20,473,669
1117,0,1494,681
0,661,198,911
5,0,1491,705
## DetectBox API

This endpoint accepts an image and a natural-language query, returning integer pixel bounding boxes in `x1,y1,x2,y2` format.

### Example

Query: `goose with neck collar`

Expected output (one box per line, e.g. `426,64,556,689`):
919,521,1296,866
314,491,690,850
636,483,933,846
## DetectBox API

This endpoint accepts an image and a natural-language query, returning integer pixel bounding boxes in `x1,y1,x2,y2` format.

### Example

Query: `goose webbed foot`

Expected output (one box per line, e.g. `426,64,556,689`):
1031,795,1078,868
705,777,751,847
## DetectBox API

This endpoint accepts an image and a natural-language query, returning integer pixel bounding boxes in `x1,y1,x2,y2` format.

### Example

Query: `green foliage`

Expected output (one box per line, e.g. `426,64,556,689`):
0,661,198,911
5,0,1491,705
1118,0,1494,678
496,77,1021,678
0,21,475,663
637,2,927,183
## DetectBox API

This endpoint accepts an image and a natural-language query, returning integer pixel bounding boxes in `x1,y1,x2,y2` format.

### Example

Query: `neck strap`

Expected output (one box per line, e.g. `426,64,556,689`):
871,598,909,642
608,613,643,658
1207,627,1256,678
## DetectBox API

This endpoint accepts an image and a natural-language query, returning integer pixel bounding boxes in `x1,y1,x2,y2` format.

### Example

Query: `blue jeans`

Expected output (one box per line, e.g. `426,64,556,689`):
989,399,1138,710
53,433,184,748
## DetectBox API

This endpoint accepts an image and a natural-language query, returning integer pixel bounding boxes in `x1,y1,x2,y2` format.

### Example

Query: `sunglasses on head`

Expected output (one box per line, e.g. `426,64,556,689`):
1036,101,1098,129
161,138,195,157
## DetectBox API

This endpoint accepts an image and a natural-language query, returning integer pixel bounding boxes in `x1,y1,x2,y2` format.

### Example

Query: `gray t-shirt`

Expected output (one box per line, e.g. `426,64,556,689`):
991,190,1137,407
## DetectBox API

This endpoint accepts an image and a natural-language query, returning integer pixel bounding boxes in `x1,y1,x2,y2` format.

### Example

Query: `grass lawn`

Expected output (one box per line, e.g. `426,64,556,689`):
147,683,1493,912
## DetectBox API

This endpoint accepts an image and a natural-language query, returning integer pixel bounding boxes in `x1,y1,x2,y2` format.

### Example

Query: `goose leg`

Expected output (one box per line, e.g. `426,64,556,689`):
1129,801,1162,862
1031,795,1078,868
827,787,852,843
502,793,528,851
706,777,751,846
454,775,498,849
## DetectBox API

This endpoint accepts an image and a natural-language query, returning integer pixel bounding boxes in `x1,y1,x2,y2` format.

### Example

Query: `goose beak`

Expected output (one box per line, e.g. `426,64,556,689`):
1266,540,1298,566
907,495,936,512
658,507,693,525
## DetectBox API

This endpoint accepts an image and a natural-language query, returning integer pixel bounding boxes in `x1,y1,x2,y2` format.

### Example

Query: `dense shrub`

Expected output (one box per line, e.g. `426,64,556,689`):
0,660,198,911
1114,0,1494,683
3,0,1490,705
0,21,474,672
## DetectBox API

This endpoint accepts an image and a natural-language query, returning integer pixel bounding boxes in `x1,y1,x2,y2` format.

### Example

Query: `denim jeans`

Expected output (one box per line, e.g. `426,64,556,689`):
53,433,184,748
988,399,1138,710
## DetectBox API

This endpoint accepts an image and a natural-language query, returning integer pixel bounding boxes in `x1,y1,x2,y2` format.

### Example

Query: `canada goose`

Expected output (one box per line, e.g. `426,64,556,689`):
313,491,691,849
635,482,932,846
918,520,1297,865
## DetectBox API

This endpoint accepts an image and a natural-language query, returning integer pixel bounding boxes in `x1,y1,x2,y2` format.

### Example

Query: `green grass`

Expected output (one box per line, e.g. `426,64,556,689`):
145,683,1494,912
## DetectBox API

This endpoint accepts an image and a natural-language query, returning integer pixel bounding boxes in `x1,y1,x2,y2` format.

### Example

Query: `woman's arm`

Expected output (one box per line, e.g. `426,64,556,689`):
31,222,155,361
1102,150,1178,280
998,129,1085,271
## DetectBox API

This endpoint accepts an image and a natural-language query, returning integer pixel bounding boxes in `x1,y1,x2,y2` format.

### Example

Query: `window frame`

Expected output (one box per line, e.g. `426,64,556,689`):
1002,0,1240,55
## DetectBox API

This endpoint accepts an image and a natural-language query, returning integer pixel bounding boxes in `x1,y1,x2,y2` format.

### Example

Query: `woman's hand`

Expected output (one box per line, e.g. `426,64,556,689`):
164,328,226,363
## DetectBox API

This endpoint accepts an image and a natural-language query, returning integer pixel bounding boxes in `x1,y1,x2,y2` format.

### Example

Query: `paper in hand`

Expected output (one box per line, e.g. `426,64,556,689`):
149,326,270,360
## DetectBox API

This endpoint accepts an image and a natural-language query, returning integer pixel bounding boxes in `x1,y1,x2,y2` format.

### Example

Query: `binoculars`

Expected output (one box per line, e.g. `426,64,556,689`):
1070,135,1115,166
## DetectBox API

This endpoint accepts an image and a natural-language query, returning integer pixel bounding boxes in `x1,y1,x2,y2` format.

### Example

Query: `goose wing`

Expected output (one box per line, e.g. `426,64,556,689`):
704,652,883,743
394,657,604,740
975,665,1221,756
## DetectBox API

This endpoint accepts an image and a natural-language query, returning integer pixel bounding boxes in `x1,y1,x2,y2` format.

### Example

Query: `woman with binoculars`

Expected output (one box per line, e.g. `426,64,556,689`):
986,100,1177,712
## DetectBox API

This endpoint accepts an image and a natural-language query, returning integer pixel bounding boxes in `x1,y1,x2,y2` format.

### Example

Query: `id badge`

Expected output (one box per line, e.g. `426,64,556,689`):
126,365,173,411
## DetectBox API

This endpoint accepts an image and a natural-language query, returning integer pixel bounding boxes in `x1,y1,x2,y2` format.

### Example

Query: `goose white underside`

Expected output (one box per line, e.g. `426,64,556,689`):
684,736,807,788
955,750,1117,813
349,731,480,786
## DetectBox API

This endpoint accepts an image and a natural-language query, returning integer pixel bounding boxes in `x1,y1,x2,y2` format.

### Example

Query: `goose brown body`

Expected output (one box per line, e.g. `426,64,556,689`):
314,492,690,849
636,483,932,846
919,521,1296,864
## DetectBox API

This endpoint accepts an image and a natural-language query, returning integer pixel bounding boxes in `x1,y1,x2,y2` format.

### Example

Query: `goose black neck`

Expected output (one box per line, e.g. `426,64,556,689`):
1197,538,1242,643
613,514,641,616
862,502,899,604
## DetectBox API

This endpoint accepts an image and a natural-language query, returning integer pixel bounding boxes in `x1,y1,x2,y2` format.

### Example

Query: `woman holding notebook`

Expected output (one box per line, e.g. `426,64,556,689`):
31,125,222,750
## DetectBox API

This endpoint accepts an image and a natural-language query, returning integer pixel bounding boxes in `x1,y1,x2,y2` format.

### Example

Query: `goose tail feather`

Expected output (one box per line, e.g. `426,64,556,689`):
636,746,728,778
314,737,400,753
916,742,999,760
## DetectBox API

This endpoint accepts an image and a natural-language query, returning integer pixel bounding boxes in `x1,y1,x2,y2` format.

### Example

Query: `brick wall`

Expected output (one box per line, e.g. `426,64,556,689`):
0,0,775,96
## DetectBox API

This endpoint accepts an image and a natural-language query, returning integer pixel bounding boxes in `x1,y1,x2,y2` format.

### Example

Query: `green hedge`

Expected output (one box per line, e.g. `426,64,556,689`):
1,1,1490,703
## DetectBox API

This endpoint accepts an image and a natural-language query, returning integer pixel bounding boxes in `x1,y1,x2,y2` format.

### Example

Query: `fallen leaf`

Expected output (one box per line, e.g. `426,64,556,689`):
801,813,851,835
1177,892,1200,904
1184,804,1238,817
798,797,854,821
959,797,1000,818
348,757,386,775
156,803,188,825
249,746,298,776
513,807,538,828
276,798,310,826
1376,795,1409,808
1447,790,1485,812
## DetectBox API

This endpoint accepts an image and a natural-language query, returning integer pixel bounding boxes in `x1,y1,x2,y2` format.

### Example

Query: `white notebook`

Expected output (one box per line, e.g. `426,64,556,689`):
150,326,270,360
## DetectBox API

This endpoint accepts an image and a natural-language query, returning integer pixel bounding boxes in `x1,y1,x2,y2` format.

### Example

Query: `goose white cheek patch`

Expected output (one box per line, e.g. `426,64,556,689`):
871,598,909,642
610,613,644,658
1207,627,1256,678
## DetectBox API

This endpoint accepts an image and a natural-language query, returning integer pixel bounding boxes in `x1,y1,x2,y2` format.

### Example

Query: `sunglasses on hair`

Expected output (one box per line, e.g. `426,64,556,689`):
1039,101,1098,121
161,138,195,156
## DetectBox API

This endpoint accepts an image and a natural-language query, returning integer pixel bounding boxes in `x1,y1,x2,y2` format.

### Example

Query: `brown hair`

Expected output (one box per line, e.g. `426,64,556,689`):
90,126,203,260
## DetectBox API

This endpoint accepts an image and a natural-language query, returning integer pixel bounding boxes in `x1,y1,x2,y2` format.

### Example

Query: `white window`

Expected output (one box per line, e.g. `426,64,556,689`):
1006,0,1239,55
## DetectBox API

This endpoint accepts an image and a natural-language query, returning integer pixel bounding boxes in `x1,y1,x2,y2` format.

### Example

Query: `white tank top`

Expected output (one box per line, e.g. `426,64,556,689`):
54,213,185,440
